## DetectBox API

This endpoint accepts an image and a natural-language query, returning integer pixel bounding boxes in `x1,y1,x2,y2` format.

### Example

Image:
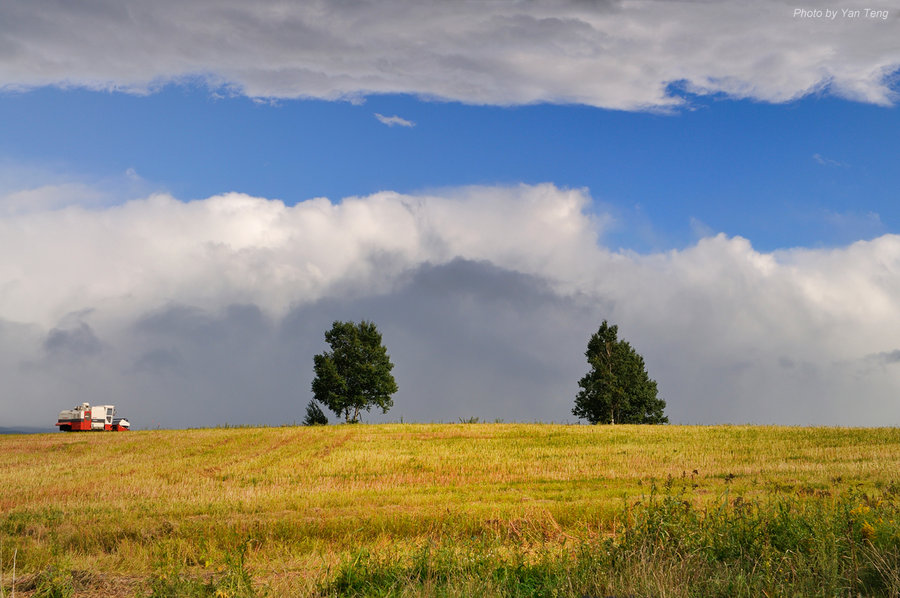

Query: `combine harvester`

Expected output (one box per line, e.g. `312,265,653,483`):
55,403,131,432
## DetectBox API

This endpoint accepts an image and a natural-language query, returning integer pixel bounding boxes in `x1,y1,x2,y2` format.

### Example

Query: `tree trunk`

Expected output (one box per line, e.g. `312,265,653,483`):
607,341,615,424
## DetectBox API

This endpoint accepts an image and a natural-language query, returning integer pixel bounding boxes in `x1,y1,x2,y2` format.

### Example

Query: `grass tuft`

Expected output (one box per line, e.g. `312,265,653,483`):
146,541,259,598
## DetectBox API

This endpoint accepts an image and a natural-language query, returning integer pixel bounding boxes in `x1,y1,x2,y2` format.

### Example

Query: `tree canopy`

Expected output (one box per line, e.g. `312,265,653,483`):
311,320,398,423
573,320,667,425
302,399,329,426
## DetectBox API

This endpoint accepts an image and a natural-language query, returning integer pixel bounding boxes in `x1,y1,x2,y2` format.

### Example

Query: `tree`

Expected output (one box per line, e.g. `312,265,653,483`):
302,399,329,426
311,320,398,423
572,321,667,425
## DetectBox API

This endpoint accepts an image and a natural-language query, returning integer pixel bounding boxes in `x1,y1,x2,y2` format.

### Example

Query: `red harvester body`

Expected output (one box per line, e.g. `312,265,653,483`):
56,403,131,432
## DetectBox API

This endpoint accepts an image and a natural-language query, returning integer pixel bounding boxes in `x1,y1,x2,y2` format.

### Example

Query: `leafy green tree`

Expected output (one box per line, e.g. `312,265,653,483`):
312,320,398,423
302,399,329,426
573,320,667,424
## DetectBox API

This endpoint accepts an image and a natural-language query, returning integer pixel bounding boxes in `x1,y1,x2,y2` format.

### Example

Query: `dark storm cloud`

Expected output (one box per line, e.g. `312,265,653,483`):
133,348,185,374
2,259,600,429
43,321,102,358
134,304,270,346
284,258,602,424
870,350,900,365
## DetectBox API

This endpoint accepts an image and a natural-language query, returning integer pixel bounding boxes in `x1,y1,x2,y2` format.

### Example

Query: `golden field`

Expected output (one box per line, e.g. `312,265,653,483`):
2,424,900,596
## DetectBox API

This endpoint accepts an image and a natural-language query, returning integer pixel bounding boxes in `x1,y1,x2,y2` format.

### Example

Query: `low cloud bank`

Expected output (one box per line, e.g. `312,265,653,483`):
2,184,899,427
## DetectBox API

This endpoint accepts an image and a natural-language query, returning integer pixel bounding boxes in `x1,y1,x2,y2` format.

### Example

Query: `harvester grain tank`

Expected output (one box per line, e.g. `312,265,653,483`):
55,403,130,431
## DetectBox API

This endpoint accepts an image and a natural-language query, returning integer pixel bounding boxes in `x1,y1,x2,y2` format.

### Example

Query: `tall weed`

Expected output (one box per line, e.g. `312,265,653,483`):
321,485,900,597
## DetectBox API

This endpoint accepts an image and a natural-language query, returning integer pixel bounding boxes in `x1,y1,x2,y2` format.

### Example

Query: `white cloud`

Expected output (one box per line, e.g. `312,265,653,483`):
2,183,900,427
821,209,884,242
0,185,598,326
375,113,415,127
0,165,155,215
0,1,897,109
813,153,849,167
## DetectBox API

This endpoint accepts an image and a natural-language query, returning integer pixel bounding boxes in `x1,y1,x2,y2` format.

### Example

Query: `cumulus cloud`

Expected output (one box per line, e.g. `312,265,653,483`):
2,183,900,428
375,113,415,127
0,1,897,109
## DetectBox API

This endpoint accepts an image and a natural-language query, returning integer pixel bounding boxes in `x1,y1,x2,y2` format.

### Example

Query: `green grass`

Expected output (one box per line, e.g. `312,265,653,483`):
321,486,900,597
2,424,900,596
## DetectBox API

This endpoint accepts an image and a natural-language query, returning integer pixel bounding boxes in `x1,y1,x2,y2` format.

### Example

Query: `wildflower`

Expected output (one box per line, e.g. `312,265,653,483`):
861,521,876,540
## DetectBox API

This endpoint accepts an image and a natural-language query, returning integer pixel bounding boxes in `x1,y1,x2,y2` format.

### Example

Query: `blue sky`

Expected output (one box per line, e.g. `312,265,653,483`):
1,0,899,429
2,86,897,252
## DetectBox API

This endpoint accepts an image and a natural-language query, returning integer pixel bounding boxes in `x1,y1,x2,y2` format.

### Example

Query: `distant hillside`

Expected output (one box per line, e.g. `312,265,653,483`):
0,425,54,434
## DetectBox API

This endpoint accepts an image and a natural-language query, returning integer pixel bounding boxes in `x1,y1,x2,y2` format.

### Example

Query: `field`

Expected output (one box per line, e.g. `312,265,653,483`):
2,424,900,597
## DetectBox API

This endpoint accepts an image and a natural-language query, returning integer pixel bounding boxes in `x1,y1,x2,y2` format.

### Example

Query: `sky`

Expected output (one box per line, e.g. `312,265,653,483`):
1,0,899,429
